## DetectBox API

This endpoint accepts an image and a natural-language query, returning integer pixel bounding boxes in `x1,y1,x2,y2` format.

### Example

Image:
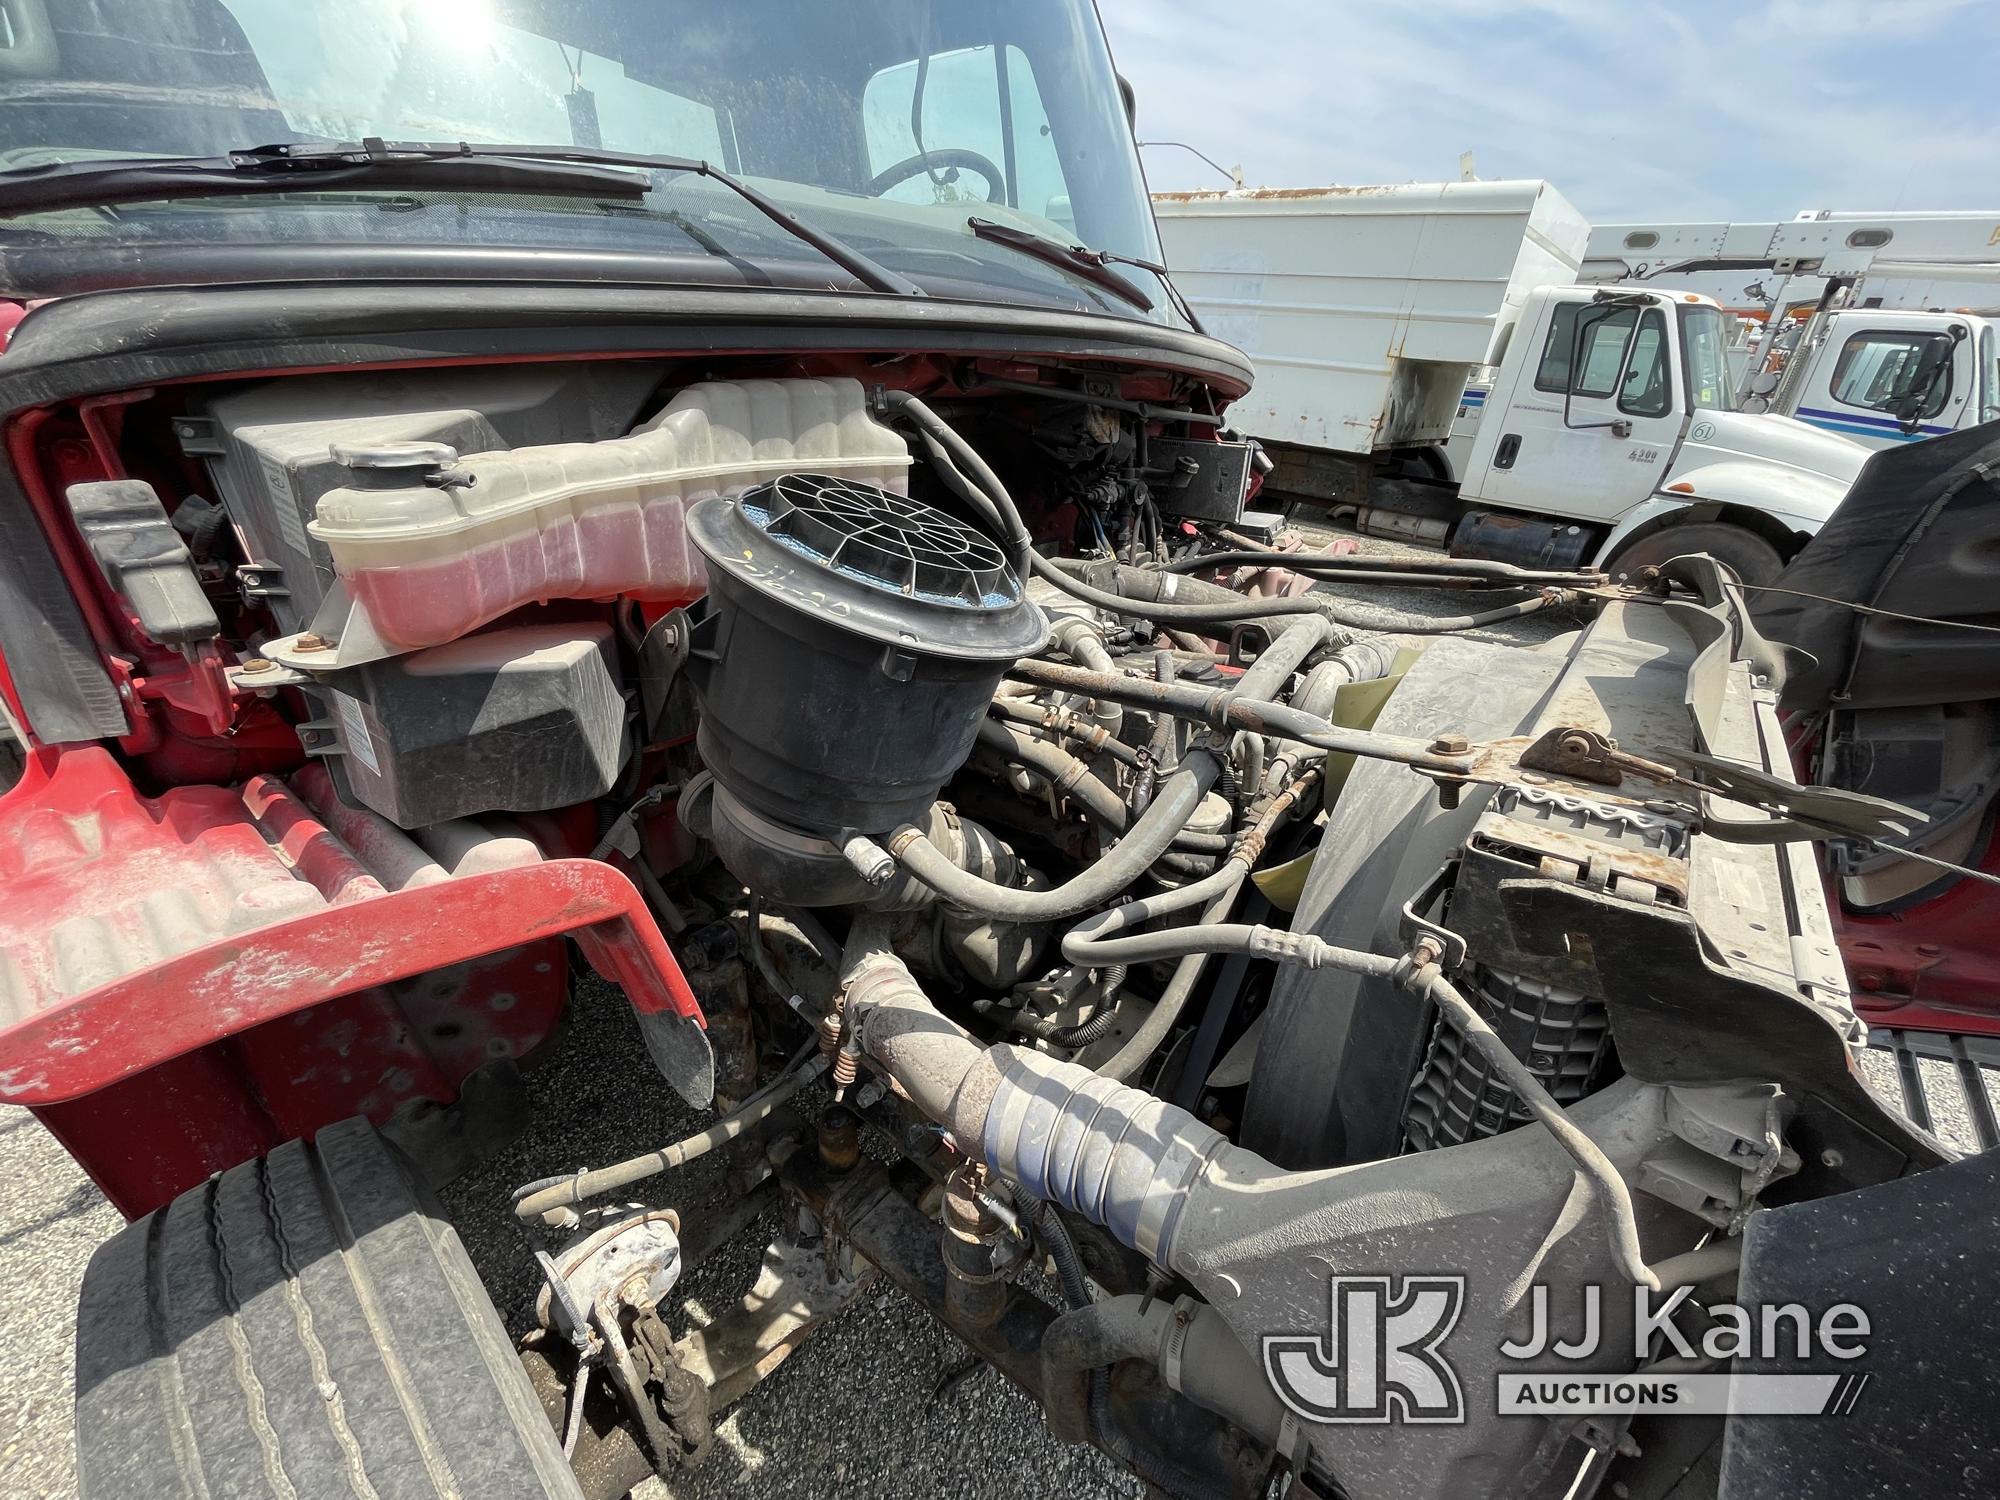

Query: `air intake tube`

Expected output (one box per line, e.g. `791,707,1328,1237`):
840,926,1688,1484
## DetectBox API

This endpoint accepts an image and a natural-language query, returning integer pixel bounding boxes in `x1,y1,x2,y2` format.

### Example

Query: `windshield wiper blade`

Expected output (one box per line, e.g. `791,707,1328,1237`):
0,137,926,298
0,138,654,217
965,217,1154,312
431,143,924,297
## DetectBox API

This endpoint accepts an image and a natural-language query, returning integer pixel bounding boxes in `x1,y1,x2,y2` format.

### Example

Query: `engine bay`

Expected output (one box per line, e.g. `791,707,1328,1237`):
3,349,1957,1500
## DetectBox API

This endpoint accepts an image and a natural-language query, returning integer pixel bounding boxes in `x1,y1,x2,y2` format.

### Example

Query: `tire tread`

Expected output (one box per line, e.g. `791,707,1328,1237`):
76,1120,581,1500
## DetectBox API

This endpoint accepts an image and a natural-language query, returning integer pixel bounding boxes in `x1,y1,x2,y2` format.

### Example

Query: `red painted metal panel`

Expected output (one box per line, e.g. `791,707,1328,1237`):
0,744,699,1212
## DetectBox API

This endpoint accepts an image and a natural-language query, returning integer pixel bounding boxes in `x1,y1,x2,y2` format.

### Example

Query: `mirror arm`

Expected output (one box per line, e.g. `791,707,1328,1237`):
1563,292,1649,438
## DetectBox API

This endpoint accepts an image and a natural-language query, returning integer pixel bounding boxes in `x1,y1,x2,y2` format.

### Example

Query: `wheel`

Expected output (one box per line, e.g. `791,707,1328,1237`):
1606,520,1784,586
76,1118,583,1500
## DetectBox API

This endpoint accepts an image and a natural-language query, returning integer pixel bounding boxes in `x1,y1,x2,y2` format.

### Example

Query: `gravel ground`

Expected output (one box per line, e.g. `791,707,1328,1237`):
0,519,1990,1499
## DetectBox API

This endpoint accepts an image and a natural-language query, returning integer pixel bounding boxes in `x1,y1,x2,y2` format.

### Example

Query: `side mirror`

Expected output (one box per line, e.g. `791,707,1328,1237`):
1748,370,1780,397
1891,329,1961,434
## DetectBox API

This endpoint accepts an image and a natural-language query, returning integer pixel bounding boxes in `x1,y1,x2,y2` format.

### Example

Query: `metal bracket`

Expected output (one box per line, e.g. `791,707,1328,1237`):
1396,860,1469,971
1516,725,1675,788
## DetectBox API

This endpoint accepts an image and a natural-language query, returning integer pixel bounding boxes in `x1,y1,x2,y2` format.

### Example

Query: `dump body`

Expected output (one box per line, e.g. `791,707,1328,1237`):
1152,180,1589,455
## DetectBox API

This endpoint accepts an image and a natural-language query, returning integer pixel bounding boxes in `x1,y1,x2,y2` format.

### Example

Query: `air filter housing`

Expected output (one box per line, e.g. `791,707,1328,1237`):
685,473,1047,846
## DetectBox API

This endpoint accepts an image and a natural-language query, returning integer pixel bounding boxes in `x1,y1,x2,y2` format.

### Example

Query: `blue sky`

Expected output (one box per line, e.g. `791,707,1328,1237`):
1100,0,2000,224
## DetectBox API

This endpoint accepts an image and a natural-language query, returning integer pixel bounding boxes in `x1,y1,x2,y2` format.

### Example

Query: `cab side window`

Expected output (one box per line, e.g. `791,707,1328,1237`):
1830,331,1951,418
1618,310,1671,418
1534,303,1670,416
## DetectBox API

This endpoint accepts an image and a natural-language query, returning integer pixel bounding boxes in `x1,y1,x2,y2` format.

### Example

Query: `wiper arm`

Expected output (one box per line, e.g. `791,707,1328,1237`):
0,138,926,298
0,138,653,216
965,217,1155,312
399,142,924,297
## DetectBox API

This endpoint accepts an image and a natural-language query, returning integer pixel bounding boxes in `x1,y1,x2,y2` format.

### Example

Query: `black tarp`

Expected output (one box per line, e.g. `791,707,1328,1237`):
1754,418,2000,714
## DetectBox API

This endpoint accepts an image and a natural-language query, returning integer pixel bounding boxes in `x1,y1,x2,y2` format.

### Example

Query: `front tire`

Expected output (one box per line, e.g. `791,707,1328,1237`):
1606,520,1785,586
76,1118,583,1500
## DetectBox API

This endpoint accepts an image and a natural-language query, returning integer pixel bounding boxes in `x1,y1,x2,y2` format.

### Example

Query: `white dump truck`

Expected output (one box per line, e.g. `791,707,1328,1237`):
1152,181,1935,581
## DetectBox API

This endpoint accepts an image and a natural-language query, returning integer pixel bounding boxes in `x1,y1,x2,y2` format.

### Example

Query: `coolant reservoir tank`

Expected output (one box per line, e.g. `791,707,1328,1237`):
305,377,910,658
685,473,1048,839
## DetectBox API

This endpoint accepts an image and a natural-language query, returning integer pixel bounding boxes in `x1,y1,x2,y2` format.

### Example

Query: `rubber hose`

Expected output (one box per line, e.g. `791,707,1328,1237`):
975,718,1223,859
1096,867,1249,1082
890,753,1220,922
1016,1196,1093,1310
986,696,1143,766
513,1053,827,1220
1157,547,1600,588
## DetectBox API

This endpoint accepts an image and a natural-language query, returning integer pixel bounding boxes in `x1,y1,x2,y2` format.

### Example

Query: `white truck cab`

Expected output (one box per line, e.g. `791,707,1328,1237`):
1774,308,2000,449
1459,285,1867,574
1154,182,1879,583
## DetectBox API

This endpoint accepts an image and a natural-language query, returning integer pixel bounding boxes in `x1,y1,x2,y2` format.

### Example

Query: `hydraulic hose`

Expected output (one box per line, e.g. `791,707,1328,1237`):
1005,657,1465,774
891,616,1329,920
1095,866,1248,1082
1159,548,1603,589
890,387,1560,641
1413,960,1659,1293
887,759,1217,922
876,388,1034,569
976,717,1221,855
986,696,1142,767
1032,551,1359,627
884,387,1353,631
513,1048,827,1221
1015,1195,1093,1309
1059,913,1660,1292
1044,556,1575,633
977,718,1131,830
1048,617,1125,738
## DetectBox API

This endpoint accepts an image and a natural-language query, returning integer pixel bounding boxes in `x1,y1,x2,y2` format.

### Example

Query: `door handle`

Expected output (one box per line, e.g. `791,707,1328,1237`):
1495,434,1521,470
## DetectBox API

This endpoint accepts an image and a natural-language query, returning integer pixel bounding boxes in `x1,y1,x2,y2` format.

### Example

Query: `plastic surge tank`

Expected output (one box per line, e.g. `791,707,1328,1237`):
307,377,912,654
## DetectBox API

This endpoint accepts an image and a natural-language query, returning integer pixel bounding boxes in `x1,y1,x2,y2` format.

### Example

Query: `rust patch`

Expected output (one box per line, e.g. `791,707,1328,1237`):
1152,184,1401,203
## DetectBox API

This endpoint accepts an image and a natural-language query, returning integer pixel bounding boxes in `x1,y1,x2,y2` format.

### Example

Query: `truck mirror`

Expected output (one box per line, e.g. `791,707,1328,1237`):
1893,329,1962,434
1748,370,1779,397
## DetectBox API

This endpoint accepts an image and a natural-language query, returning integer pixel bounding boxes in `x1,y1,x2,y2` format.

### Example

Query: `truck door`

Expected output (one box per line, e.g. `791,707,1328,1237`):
1459,292,1682,523
1790,315,1976,447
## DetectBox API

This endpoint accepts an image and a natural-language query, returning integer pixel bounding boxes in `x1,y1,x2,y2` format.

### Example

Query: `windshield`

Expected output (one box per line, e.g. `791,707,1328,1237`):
1679,304,1735,411
0,0,1174,320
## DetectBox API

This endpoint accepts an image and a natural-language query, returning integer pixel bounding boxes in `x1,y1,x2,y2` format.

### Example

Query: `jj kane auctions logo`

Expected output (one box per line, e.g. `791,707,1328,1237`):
1264,1275,1872,1424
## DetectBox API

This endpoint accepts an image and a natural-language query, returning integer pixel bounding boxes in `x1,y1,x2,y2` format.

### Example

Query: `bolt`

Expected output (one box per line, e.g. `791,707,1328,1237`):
240,657,275,674
1820,1148,1846,1170
294,632,332,654
1410,935,1445,968
1429,732,1470,755
1557,731,1593,757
